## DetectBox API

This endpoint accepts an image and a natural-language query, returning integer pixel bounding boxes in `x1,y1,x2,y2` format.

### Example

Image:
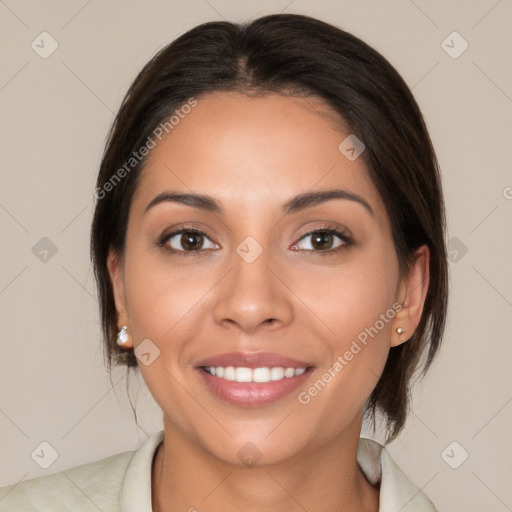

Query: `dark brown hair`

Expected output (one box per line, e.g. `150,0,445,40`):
91,13,448,443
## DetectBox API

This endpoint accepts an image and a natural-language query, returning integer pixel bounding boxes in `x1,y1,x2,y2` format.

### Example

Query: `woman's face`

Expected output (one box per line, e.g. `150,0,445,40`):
109,91,424,465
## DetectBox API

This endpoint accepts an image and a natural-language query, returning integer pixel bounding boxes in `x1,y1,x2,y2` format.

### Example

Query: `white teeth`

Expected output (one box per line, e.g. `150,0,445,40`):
235,367,252,382
270,367,284,380
204,366,307,383
253,367,270,383
284,368,295,378
224,367,235,381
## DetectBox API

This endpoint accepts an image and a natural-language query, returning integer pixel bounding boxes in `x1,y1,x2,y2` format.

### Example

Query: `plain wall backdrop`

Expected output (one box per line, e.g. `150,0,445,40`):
0,1,511,511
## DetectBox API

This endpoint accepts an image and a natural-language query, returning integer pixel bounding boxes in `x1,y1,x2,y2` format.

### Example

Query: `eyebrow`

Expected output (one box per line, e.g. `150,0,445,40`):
144,188,373,216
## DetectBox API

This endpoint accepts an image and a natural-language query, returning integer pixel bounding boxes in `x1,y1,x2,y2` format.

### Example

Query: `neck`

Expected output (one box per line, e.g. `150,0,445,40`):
152,412,379,512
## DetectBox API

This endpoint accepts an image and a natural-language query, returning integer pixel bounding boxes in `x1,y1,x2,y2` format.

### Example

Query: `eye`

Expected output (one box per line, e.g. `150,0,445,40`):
292,226,353,254
157,224,353,257
158,228,218,255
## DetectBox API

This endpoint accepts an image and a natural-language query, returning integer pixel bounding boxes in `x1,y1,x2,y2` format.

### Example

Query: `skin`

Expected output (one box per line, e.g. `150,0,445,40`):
108,91,430,512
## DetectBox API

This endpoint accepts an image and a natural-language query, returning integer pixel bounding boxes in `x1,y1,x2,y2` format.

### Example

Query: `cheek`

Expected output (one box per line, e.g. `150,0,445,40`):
122,245,212,340
293,240,399,343
294,291,397,439
292,242,399,401
120,249,209,420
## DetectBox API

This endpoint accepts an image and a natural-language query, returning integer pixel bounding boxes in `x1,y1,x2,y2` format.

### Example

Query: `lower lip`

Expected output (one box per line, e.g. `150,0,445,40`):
197,368,313,408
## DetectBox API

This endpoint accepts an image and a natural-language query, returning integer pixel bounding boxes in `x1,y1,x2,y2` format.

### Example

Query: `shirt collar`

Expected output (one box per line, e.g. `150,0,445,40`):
358,437,437,511
121,429,164,512
121,430,436,512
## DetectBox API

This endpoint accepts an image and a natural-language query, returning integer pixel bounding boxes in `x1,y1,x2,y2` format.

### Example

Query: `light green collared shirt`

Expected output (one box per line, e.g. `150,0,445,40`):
0,430,438,511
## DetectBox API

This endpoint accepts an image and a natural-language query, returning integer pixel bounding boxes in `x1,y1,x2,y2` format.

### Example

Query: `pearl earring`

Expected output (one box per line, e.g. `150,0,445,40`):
117,325,129,346
396,327,404,334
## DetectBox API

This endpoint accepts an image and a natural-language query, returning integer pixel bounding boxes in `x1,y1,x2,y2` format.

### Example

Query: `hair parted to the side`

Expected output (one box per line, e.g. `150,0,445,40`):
90,13,448,443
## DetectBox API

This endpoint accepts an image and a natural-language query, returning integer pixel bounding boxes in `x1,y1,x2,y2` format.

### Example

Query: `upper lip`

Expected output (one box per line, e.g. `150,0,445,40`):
195,351,313,369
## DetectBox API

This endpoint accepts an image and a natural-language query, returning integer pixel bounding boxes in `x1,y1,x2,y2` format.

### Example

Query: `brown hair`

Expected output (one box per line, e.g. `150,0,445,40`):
91,13,448,443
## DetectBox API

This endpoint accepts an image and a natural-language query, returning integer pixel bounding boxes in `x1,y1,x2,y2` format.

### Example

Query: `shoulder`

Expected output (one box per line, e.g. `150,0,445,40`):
0,450,134,511
358,437,439,512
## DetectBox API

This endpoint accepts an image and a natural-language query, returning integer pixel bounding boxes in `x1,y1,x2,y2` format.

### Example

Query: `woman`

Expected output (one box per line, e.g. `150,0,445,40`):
0,13,447,511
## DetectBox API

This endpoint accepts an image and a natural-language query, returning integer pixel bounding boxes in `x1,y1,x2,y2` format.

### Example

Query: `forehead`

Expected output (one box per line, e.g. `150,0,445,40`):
131,91,387,221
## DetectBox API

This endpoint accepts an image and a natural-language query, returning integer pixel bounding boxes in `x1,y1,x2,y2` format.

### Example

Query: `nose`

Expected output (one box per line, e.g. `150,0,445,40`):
212,242,294,334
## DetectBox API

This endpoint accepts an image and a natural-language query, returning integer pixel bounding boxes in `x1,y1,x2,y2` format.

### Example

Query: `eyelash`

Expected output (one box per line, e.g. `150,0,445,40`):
157,224,354,257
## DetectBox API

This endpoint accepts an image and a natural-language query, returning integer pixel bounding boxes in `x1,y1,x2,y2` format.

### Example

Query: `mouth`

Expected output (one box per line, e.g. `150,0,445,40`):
195,351,315,408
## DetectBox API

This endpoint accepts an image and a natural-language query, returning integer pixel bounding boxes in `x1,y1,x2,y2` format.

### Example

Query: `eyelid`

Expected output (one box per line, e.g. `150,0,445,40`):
295,222,352,241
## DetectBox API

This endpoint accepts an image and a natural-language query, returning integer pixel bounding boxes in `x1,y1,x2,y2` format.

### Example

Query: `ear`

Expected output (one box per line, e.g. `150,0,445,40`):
391,244,430,347
107,248,131,348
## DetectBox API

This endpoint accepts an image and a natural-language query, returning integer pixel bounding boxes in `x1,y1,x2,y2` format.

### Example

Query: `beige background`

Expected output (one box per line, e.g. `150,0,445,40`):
1,1,511,510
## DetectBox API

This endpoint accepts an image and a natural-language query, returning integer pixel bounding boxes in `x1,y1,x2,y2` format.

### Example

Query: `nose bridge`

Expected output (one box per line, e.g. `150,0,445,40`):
234,234,272,288
212,233,294,332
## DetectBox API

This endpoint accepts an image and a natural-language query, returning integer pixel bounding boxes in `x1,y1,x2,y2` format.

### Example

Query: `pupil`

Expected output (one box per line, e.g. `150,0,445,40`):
183,233,201,250
312,232,332,250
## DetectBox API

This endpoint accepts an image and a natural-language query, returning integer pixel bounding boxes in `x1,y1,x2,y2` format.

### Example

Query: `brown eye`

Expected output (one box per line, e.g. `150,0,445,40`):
179,232,204,250
310,232,336,250
160,229,218,253
293,227,351,253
